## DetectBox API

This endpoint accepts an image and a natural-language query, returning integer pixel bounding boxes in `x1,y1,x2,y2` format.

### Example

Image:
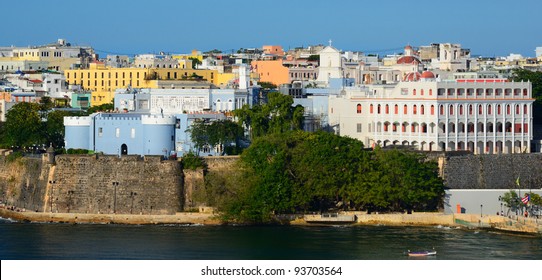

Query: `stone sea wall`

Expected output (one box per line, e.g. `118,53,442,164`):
0,154,184,215
442,153,542,189
2,152,542,217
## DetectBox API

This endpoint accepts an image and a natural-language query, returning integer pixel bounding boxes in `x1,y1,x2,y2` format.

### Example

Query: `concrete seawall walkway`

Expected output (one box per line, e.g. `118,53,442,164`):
1,208,540,234
0,208,221,225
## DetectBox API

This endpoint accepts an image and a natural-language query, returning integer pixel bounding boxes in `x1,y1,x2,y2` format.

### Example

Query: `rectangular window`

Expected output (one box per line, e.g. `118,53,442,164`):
131,128,136,138
116,128,120,138
98,127,103,137
357,123,362,133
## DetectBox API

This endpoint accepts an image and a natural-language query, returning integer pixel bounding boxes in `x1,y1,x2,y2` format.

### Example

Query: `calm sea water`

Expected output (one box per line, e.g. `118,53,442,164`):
0,218,540,260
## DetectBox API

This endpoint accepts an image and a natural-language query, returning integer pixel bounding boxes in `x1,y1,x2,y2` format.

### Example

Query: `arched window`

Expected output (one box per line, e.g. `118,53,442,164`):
459,105,464,115
498,104,502,115
420,89,424,96
431,105,435,115
413,105,417,115
479,104,483,115
413,89,417,95
420,105,425,115
377,104,381,114
439,105,444,115
356,104,362,114
429,89,433,95
523,89,528,96
515,105,520,114
394,104,399,114
404,105,408,114
385,104,389,114
524,104,528,114
488,105,492,115
370,104,374,114
469,105,473,115
449,105,454,115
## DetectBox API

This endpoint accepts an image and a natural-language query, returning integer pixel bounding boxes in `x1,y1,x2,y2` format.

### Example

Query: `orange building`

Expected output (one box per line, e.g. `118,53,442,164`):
251,59,289,86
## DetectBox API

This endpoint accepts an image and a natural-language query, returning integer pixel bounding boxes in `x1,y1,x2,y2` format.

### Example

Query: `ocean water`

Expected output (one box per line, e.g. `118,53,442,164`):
0,218,540,260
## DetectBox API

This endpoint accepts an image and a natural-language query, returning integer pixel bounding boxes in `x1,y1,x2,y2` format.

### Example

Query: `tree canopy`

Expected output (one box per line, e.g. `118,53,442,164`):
199,131,445,223
234,92,304,139
0,102,80,150
187,119,245,155
511,69,542,124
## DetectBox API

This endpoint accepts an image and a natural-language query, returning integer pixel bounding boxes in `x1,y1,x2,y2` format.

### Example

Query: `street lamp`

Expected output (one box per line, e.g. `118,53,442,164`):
480,204,483,217
130,192,137,214
49,180,55,213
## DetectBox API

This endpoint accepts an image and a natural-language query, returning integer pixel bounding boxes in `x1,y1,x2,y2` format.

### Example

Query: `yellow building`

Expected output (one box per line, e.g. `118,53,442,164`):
172,49,204,62
64,63,223,105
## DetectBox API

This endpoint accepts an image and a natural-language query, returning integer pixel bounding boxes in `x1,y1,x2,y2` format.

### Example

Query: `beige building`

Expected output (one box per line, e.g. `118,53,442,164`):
329,72,533,154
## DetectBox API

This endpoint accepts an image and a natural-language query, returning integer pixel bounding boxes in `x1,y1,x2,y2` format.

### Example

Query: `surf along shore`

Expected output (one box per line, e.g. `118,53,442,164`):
1,207,541,234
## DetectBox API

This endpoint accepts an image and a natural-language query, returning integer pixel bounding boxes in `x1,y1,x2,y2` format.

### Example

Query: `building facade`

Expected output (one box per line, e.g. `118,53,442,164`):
329,72,534,154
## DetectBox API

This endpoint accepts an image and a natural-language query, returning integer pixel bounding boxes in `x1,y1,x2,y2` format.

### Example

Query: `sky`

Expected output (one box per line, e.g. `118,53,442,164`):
1,0,540,58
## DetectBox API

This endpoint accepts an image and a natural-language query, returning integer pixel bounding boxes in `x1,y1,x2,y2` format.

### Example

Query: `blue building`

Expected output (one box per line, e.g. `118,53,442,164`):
65,86,259,157
65,113,176,157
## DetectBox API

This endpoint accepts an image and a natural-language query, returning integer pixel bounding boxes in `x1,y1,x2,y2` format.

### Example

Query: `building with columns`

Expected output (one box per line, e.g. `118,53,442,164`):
329,71,534,154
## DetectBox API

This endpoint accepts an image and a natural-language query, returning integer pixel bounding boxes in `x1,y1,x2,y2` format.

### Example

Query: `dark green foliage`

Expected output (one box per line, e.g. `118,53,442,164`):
258,82,277,89
213,131,445,223
0,103,82,150
511,69,542,124
1,102,42,148
43,110,72,149
86,102,114,114
66,148,91,154
181,151,207,170
307,55,320,62
189,57,202,69
187,119,245,155
234,92,304,139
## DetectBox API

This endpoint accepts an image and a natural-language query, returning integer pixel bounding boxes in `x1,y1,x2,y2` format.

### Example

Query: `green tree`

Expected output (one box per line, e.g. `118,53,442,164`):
187,119,245,155
87,102,114,114
501,190,522,214
511,69,542,124
234,92,304,139
258,82,277,89
527,192,542,207
43,110,72,149
215,131,444,223
0,102,42,149
189,57,202,69
39,96,54,111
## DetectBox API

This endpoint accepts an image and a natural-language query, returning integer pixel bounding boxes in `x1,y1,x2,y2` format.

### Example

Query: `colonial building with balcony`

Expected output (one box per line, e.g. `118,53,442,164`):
328,71,534,154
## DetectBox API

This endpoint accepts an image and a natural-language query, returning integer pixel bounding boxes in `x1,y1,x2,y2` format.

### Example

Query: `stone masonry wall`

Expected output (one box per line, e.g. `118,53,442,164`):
50,155,183,215
443,153,542,189
0,155,51,212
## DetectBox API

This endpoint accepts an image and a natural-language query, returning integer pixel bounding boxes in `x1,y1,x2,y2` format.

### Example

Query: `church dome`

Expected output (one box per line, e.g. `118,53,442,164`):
403,72,422,82
421,71,435,79
397,56,421,65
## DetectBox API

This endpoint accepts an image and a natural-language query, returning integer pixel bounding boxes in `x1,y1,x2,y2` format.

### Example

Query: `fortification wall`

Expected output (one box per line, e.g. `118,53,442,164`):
0,155,51,212
50,155,183,215
0,154,183,215
442,153,542,189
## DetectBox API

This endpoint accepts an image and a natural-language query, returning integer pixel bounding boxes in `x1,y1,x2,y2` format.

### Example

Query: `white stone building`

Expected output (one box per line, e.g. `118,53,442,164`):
329,71,533,154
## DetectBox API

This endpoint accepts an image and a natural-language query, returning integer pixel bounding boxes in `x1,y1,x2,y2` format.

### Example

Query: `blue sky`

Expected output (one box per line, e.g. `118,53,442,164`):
2,0,540,57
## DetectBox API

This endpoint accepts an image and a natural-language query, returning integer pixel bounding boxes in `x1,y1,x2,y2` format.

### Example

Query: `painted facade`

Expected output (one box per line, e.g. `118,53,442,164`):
328,75,534,154
64,63,224,105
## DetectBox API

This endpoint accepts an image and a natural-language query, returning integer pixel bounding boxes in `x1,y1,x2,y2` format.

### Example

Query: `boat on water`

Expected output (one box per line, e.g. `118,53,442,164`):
407,250,437,257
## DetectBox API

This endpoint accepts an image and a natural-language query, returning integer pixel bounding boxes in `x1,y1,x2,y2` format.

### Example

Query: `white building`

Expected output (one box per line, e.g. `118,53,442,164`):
134,54,182,69
317,45,343,86
329,71,533,154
